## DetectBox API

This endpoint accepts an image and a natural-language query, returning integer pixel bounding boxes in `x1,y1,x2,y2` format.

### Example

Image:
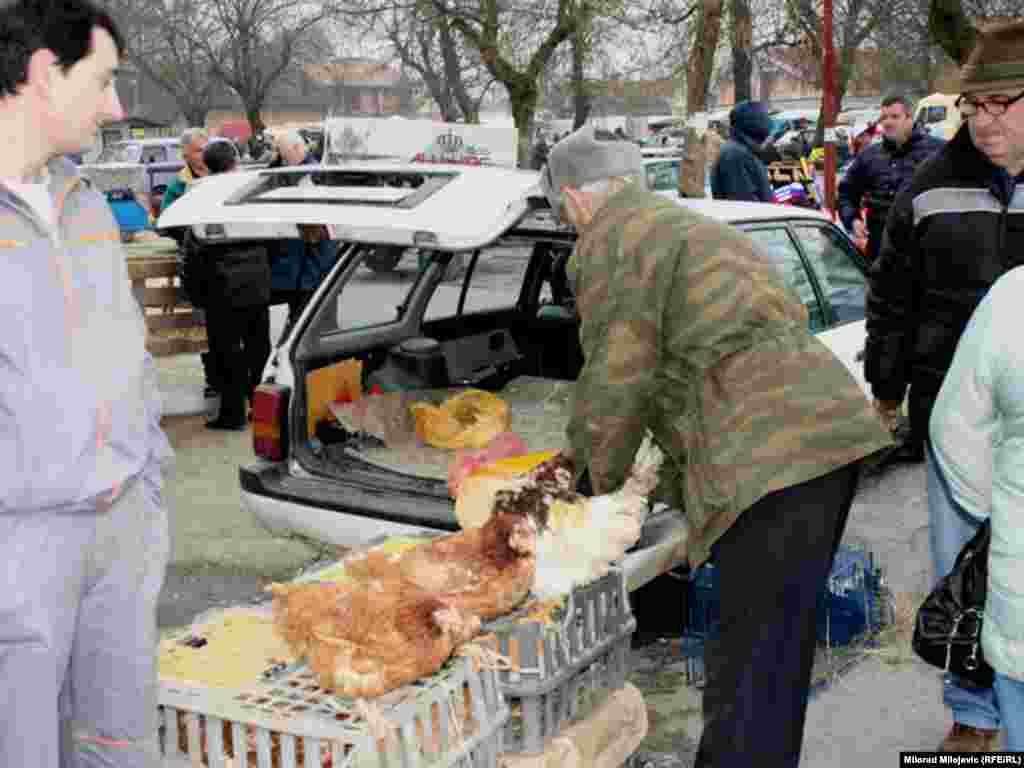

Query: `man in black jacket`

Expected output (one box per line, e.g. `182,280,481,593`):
838,93,944,264
196,141,272,430
864,20,1024,753
710,101,774,202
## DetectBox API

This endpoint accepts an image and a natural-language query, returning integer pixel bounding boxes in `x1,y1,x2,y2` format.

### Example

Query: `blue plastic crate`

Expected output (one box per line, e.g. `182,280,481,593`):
684,563,720,638
108,196,150,235
682,546,881,648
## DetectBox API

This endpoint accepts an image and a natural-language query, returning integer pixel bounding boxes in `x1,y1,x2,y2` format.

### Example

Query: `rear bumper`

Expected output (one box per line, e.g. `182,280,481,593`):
240,461,690,590
239,460,457,550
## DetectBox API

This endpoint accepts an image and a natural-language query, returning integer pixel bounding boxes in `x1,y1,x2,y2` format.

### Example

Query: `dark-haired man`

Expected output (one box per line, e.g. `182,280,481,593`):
195,139,271,429
839,93,944,265
0,1,172,765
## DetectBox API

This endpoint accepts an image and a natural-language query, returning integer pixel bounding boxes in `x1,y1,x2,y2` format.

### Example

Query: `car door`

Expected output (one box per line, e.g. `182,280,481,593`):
741,220,870,394
788,221,870,393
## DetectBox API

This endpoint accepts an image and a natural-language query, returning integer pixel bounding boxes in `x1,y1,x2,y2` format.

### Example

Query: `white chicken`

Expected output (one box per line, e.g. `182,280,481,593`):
456,432,666,598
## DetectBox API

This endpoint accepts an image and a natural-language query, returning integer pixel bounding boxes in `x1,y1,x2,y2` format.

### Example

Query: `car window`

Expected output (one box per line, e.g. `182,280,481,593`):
322,246,419,334
140,146,166,163
923,105,947,124
792,224,867,326
743,226,829,332
645,161,680,192
424,243,533,320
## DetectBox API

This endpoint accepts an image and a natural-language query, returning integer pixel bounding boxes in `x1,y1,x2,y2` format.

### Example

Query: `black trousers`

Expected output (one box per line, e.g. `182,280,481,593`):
695,461,861,768
205,303,271,425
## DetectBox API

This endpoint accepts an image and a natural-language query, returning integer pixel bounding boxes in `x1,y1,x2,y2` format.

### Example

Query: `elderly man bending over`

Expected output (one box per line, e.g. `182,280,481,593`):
541,125,889,768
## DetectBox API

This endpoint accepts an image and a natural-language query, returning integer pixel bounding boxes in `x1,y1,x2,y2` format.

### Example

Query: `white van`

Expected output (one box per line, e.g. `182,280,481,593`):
914,93,961,141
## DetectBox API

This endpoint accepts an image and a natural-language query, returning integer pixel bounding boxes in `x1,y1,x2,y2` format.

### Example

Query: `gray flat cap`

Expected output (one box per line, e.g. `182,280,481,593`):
539,124,643,214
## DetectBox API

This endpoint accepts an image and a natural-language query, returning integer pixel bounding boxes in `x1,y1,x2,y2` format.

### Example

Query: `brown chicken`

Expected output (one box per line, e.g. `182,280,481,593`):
342,509,538,622
269,511,538,696
268,581,480,698
397,509,538,620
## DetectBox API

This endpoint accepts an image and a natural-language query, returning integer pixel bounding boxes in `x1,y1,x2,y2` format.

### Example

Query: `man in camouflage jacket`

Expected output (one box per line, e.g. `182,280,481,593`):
541,125,890,768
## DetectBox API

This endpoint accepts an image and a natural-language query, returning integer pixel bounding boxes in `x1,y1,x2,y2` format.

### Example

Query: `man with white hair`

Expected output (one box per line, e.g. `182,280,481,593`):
160,126,209,216
266,128,337,326
270,129,315,168
0,1,173,765
540,125,889,768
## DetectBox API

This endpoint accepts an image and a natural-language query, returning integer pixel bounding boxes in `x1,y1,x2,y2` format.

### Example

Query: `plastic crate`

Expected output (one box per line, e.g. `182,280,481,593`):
158,655,508,768
684,563,719,638
110,198,151,234
678,545,888,686
475,568,636,755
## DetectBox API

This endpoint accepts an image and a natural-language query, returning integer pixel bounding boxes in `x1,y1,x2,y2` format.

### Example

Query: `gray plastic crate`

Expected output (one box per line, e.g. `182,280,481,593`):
477,568,636,754
158,655,508,768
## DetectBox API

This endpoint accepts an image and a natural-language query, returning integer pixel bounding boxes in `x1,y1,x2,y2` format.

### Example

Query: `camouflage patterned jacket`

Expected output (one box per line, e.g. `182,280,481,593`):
566,186,891,568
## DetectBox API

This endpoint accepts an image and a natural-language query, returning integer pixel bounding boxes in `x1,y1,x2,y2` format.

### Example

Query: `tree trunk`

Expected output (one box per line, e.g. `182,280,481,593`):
571,29,590,131
438,21,479,123
183,106,209,127
245,105,265,136
928,0,976,65
687,0,724,114
731,0,753,104
510,86,538,170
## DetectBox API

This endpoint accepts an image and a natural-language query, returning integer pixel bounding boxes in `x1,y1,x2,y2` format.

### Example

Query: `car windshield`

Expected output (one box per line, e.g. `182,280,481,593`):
96,143,141,163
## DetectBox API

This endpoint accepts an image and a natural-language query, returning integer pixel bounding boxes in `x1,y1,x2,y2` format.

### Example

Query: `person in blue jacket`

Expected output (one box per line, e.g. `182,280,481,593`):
710,101,775,203
268,130,340,332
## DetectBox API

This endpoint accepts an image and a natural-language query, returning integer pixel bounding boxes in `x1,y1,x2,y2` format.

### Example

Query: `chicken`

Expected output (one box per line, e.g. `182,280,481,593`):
397,509,538,620
340,509,538,622
456,432,666,598
268,581,481,698
268,510,538,695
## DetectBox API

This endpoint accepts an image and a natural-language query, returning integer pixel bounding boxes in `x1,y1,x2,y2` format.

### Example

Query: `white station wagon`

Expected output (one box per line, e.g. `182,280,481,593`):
158,164,871,592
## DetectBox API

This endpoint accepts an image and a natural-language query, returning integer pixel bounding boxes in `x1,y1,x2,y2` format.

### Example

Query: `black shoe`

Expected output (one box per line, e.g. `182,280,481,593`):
205,418,246,431
204,386,220,398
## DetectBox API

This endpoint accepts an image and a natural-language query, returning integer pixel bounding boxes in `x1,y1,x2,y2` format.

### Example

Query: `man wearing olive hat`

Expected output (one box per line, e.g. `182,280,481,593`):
865,19,1024,752
541,125,889,768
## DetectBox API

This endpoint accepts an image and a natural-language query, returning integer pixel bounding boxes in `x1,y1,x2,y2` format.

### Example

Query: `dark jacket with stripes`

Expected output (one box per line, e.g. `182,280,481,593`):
865,124,1024,439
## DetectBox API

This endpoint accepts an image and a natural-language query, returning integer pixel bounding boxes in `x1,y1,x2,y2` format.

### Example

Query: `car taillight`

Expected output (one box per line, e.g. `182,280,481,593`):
252,384,290,461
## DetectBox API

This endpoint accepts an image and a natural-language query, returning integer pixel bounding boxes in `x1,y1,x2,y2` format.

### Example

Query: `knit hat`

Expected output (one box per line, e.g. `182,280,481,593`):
539,124,643,214
957,20,1024,94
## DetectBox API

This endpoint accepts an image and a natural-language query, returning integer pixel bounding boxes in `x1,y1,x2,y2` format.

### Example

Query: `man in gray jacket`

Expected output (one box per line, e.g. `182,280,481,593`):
0,2,173,766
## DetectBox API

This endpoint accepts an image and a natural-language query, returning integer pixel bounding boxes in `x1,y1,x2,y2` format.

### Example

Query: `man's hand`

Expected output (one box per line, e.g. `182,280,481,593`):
853,219,868,240
873,399,902,432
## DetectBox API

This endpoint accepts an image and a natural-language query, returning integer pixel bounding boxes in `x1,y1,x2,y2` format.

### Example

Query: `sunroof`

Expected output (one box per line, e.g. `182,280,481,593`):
224,169,457,209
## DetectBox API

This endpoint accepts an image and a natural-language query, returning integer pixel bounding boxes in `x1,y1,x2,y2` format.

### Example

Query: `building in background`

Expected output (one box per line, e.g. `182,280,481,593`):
206,58,415,135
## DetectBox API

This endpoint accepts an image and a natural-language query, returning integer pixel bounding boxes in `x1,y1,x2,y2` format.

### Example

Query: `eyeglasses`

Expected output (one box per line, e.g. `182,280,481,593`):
956,90,1024,118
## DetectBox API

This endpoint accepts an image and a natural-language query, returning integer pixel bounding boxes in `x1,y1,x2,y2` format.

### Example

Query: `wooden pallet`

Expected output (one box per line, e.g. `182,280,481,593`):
127,256,207,357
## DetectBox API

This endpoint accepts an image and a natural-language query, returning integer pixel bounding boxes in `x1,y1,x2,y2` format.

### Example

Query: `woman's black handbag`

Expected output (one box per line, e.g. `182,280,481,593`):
912,519,994,687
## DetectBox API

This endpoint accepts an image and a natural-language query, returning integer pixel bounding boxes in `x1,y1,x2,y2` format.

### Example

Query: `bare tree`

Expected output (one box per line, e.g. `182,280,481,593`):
787,0,896,142
731,0,754,103
688,0,724,112
107,0,220,126
376,1,494,122
174,0,346,135
442,0,583,167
